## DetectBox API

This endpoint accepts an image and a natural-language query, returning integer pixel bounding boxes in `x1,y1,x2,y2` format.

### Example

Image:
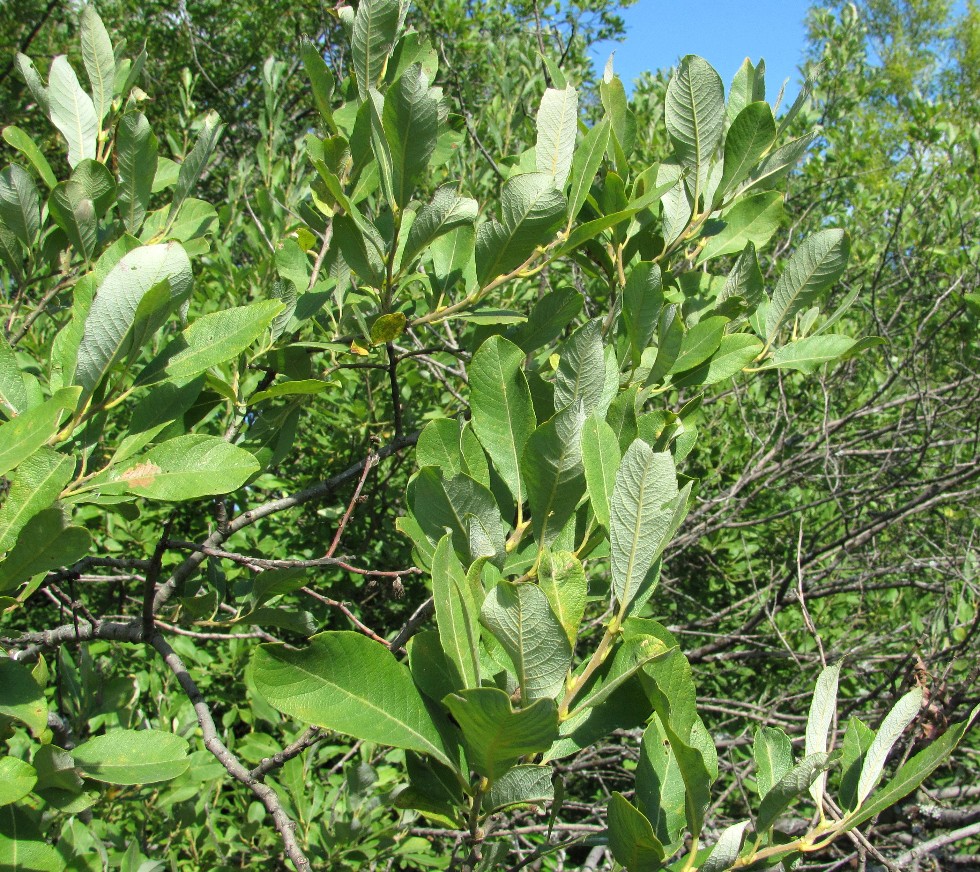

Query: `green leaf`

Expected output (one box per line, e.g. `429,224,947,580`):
506,288,583,354
416,418,468,478
166,111,223,229
728,57,765,121
555,319,606,415
469,336,535,507
76,242,192,394
636,716,687,846
769,334,857,374
697,192,784,264
582,414,620,531
669,316,727,376
745,131,818,194
766,229,850,340
2,126,57,189
442,688,558,780
623,262,664,369
254,631,454,769
366,88,396,206
839,716,874,812
14,54,49,115
485,764,554,813
47,56,98,167
112,435,259,500
693,333,762,386
248,378,333,405
805,662,841,806
116,112,158,233
160,300,284,382
537,549,587,648
856,687,923,808
0,448,74,552
717,102,776,200
609,440,678,609
567,118,610,221
352,0,403,98
72,729,189,785
0,165,41,246
599,69,636,166
383,64,440,207
300,41,336,126
0,757,37,807
721,242,765,310
536,85,578,190
665,56,725,191
402,186,477,268
480,581,572,702
334,213,387,287
0,805,66,872
79,6,115,123
0,659,47,736
431,535,481,690
523,403,586,548
701,820,750,872
409,468,503,562
843,704,980,831
754,726,793,799
607,792,665,871
48,180,97,261
476,173,565,286
0,387,79,477
0,507,90,595
755,752,831,834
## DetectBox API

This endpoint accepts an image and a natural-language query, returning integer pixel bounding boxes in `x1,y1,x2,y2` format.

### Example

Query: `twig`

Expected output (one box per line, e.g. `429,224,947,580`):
149,633,311,872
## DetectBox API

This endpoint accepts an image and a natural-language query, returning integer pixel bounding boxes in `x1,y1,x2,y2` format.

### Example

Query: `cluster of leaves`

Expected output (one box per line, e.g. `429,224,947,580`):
0,0,977,869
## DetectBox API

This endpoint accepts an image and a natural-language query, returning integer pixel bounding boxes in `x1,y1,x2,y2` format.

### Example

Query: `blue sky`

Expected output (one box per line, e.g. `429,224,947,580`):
591,0,814,103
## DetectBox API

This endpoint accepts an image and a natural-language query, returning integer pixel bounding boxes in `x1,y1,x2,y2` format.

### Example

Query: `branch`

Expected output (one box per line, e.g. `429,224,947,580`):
148,633,311,872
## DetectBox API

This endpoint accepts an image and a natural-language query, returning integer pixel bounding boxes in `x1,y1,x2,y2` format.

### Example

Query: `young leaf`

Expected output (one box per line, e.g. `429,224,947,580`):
855,687,923,807
754,726,793,799
112,435,259,500
537,549,587,648
607,792,665,871
480,581,572,702
0,165,41,246
843,704,980,831
0,448,75,552
431,535,481,691
402,186,477,268
116,112,158,233
701,820,750,872
249,631,452,768
581,414,619,532
443,688,558,780
717,101,776,200
697,192,784,264
609,440,678,609
468,336,535,507
805,661,841,807
766,229,850,341
522,403,586,548
728,57,765,120
536,85,578,190
755,752,831,834
72,730,189,785
80,6,115,123
166,111,223,229
485,764,554,813
567,118,610,221
47,56,98,167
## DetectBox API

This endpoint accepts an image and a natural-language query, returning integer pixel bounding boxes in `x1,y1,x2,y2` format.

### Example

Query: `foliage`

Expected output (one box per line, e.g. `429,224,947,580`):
0,1,977,870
